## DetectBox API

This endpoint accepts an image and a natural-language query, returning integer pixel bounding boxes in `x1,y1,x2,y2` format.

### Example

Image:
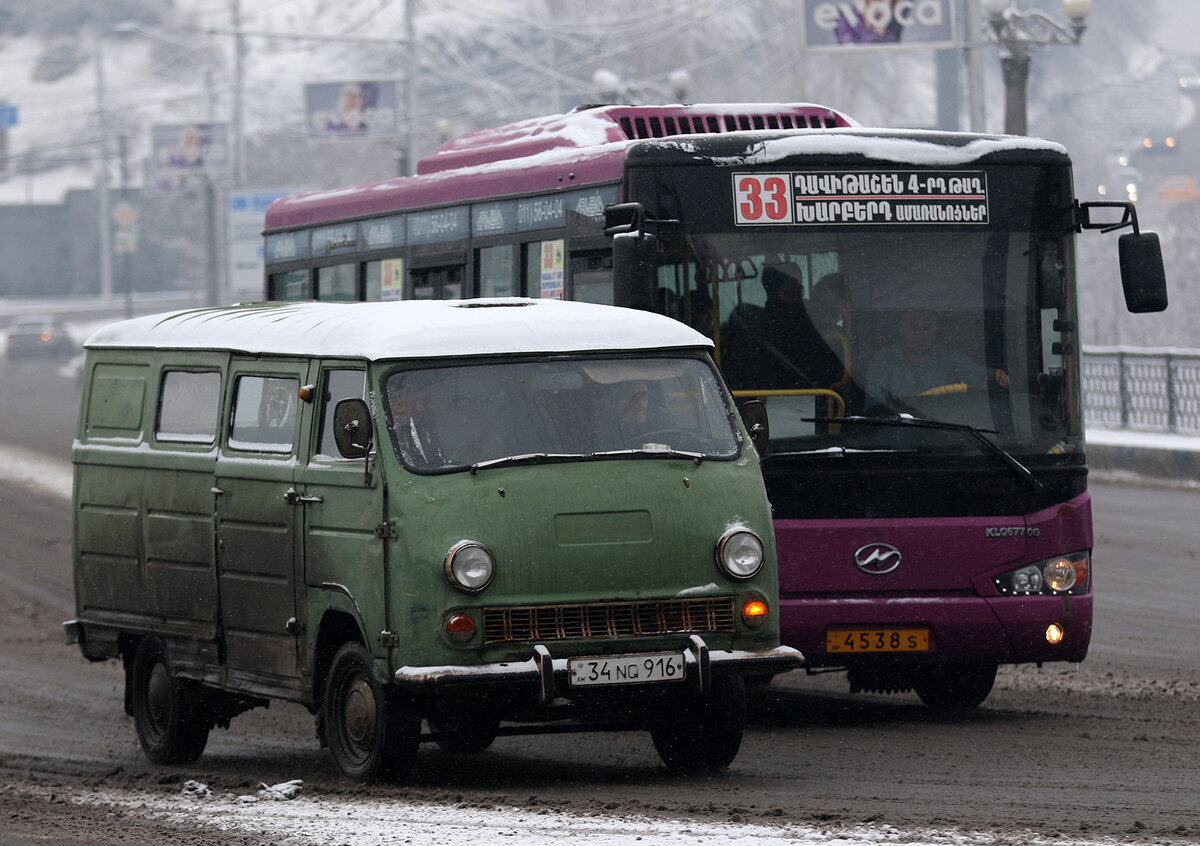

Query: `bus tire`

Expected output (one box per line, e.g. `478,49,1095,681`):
651,675,746,773
323,641,419,782
130,637,210,765
914,663,997,710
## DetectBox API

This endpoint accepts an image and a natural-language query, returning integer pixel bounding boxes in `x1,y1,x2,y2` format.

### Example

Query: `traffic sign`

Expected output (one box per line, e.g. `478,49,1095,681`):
0,104,18,127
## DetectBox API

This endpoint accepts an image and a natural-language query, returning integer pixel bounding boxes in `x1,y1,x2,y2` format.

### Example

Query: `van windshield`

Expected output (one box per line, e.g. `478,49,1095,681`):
381,356,740,472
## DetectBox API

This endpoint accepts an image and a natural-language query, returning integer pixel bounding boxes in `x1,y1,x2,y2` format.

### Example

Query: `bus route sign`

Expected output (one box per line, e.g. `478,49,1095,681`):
733,170,989,226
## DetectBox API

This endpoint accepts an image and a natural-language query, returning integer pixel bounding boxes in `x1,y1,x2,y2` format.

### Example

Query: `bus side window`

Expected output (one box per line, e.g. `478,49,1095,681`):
315,263,359,301
476,245,518,297
269,270,311,301
569,250,613,304
412,266,464,300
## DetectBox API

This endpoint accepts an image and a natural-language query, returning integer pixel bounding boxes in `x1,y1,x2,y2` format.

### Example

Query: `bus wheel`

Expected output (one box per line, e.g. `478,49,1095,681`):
914,663,997,710
323,642,419,782
428,711,500,754
130,637,210,765
651,675,746,773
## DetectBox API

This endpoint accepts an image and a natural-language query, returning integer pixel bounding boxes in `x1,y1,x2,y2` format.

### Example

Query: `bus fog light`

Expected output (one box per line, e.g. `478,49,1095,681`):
445,541,495,592
1045,623,1065,645
446,613,477,643
717,529,764,579
742,598,769,627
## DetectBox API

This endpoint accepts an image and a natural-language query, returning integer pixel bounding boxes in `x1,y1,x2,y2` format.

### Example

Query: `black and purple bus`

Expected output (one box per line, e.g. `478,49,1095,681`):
263,104,1166,709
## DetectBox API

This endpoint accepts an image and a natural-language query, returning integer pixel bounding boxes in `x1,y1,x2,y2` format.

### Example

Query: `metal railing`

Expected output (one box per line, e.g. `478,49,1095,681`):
1082,348,1200,435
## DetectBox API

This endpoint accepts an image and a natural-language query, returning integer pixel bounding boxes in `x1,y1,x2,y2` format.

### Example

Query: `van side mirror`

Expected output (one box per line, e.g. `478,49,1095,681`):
1118,231,1168,313
333,398,373,458
739,400,769,457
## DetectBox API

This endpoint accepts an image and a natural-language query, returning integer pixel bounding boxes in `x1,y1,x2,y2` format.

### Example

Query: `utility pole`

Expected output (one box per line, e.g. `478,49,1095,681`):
94,38,113,300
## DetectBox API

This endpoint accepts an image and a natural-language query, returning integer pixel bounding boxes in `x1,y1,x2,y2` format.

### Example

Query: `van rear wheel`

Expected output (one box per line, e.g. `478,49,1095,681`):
130,637,210,765
323,642,419,782
650,675,746,773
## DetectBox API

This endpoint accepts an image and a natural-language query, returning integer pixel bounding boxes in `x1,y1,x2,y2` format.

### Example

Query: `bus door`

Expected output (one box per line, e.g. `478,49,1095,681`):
214,362,307,685
293,365,388,679
411,251,467,300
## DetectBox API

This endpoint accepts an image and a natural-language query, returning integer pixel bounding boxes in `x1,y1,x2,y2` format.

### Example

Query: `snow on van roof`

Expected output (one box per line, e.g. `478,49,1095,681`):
84,299,712,360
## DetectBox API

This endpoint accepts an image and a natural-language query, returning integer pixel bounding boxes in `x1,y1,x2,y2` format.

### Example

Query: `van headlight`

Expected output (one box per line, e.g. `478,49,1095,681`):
716,528,764,579
993,552,1089,596
445,541,495,592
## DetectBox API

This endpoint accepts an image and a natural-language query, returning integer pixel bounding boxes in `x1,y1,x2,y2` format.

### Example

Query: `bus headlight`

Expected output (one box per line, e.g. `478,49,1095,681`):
993,552,1089,596
445,541,495,592
717,528,764,579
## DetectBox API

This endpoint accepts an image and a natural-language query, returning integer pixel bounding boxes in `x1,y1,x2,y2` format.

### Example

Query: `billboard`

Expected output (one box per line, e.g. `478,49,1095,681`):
305,80,399,138
803,0,955,50
150,123,230,188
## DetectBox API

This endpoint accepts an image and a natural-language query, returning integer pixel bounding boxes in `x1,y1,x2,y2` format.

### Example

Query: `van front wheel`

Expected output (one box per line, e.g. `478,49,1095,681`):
323,642,419,782
130,637,210,765
650,675,746,773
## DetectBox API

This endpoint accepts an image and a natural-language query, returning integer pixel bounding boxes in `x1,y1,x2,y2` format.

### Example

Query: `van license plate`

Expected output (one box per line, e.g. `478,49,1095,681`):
826,628,930,653
568,652,686,687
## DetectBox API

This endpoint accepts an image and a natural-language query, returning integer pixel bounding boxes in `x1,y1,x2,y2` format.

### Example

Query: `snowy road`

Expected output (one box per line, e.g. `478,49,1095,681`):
1,354,1198,846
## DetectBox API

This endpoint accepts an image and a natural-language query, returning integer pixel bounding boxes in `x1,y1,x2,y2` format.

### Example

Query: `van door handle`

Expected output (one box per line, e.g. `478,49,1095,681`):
284,487,323,506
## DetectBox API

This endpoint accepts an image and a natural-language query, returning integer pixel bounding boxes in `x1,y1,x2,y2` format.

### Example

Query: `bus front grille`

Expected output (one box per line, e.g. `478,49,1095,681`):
482,597,736,645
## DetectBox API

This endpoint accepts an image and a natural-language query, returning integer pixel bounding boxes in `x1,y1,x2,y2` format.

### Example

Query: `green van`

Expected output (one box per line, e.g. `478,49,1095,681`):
65,298,799,780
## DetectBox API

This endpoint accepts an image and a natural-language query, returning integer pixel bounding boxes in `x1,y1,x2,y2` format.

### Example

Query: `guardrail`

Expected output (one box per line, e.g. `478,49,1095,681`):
1083,348,1200,435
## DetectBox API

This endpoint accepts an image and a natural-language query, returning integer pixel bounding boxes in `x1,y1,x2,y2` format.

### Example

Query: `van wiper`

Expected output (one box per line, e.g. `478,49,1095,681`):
591,446,705,464
811,414,1042,493
468,452,585,474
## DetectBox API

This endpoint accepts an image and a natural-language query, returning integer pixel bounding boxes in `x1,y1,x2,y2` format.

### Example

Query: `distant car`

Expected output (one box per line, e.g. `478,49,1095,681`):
6,315,74,360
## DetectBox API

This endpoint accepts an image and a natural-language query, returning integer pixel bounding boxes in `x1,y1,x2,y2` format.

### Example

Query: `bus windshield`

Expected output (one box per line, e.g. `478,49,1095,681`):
381,356,740,473
659,224,1079,464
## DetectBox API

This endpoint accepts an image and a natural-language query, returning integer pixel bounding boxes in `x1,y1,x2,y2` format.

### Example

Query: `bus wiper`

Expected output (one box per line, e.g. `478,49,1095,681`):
469,452,585,474
810,415,1043,493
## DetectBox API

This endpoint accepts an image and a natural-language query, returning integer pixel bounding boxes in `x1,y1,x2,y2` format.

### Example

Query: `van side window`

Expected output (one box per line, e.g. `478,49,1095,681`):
156,371,221,444
316,369,368,457
229,375,299,453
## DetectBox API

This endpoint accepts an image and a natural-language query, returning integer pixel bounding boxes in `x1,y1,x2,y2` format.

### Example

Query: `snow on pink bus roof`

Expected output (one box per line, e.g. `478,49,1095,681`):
263,103,856,231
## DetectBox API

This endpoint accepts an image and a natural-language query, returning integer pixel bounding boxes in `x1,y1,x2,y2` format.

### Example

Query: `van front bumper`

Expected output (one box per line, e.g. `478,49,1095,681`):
393,635,803,703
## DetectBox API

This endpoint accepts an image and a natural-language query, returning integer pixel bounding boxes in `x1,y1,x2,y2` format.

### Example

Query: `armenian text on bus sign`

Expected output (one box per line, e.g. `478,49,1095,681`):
733,170,988,225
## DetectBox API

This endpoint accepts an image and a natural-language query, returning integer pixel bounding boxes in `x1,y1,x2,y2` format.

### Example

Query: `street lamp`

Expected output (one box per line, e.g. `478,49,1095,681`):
981,0,1091,135
591,68,692,105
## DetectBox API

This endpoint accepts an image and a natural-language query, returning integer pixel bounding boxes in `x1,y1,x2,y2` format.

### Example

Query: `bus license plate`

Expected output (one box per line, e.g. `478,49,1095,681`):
826,628,930,654
568,652,686,687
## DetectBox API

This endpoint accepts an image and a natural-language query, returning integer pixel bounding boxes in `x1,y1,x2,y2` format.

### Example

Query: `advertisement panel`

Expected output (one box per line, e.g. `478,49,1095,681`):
151,123,230,176
305,81,398,138
803,0,955,50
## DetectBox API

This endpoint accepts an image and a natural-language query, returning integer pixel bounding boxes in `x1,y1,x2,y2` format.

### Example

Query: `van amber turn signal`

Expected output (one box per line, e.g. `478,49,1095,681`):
742,599,769,627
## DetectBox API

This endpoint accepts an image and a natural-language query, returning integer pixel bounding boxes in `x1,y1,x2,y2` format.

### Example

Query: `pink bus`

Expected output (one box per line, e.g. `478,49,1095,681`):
263,104,1166,709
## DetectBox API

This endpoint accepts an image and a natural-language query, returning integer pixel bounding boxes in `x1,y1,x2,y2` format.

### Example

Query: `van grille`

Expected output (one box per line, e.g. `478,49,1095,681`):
482,597,736,645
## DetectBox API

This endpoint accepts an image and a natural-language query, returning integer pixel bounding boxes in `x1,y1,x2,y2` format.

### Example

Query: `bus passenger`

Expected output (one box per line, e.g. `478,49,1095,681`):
865,309,1009,411
723,261,844,391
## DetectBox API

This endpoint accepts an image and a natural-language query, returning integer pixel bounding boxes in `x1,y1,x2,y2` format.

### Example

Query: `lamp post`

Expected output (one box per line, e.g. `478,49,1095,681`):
592,68,692,106
980,0,1091,136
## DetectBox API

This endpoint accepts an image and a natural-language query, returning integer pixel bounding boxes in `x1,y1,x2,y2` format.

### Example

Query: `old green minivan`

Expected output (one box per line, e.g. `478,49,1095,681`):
65,298,799,780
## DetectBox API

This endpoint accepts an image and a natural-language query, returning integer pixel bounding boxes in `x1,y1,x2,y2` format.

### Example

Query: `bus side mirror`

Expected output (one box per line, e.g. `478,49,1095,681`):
333,398,373,458
1118,231,1168,313
612,230,659,308
739,400,769,457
